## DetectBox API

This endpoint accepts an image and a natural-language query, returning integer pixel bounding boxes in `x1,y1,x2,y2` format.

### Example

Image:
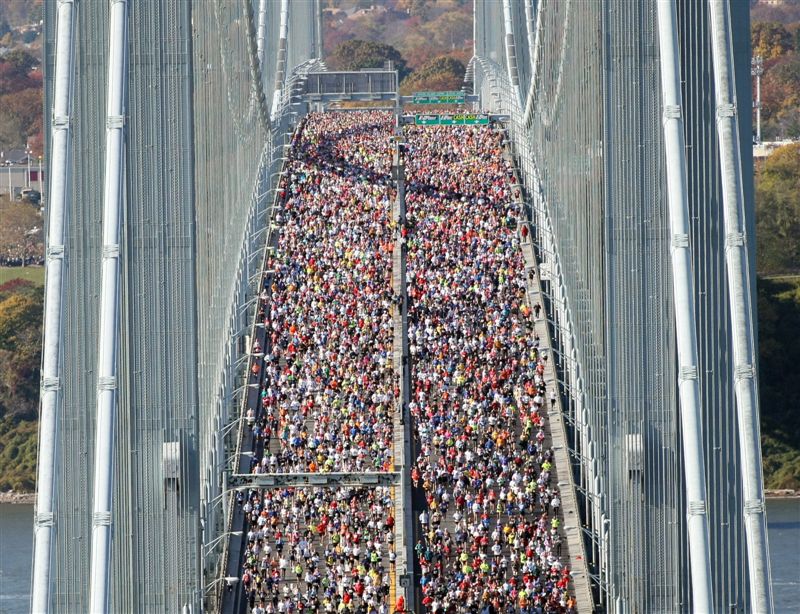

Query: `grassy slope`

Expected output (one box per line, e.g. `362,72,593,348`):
0,266,44,285
0,415,37,491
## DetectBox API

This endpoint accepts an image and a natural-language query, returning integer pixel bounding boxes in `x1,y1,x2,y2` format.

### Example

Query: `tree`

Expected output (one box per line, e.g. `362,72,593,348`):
757,276,800,489
1,49,38,73
755,143,800,276
399,55,466,95
0,284,43,421
396,0,430,19
421,12,472,52
0,87,42,151
0,56,37,96
21,29,38,45
759,55,800,139
752,21,794,59
328,39,409,79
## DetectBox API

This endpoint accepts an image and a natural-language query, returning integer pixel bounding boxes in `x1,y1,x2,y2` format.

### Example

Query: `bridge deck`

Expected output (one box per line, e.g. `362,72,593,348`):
222,113,590,613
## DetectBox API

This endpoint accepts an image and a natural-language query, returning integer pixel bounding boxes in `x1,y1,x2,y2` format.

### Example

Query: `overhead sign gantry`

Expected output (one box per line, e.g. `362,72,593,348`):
410,90,466,104
413,113,490,126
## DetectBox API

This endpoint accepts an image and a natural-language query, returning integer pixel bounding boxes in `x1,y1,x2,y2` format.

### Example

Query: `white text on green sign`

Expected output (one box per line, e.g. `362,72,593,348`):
414,114,490,126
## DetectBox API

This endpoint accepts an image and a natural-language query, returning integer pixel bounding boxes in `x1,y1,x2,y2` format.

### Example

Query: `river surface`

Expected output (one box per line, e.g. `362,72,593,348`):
0,504,33,614
1,499,799,612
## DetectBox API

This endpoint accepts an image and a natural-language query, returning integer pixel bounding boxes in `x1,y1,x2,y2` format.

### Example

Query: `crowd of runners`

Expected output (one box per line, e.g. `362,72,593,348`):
404,124,575,612
233,110,574,613
236,111,399,613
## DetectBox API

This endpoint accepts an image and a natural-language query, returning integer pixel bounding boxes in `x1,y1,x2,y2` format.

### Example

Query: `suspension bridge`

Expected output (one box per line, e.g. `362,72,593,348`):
31,1,771,612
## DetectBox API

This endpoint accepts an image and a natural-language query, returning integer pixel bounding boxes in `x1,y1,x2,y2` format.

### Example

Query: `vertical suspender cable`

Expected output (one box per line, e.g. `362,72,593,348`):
271,0,289,119
31,1,76,611
706,2,773,612
88,0,128,611
655,2,714,611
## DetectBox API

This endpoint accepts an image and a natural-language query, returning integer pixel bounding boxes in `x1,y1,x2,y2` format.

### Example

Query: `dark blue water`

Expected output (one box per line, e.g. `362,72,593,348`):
0,504,32,614
1,500,799,612
768,498,800,613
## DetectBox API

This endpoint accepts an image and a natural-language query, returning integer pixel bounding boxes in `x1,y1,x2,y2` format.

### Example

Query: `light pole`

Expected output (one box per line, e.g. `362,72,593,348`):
38,156,43,196
26,147,31,188
202,531,243,557
204,575,240,596
6,161,11,200
751,55,763,144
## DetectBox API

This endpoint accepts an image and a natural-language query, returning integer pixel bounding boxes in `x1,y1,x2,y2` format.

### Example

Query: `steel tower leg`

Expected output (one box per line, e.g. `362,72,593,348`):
315,0,324,59
522,0,543,125
31,1,76,611
655,2,714,611
501,0,523,109
88,0,128,611
256,0,268,68
271,0,290,118
706,2,773,612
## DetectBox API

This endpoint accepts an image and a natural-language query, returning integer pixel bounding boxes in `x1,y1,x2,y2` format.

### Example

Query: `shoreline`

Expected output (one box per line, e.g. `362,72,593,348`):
0,492,36,504
765,489,800,499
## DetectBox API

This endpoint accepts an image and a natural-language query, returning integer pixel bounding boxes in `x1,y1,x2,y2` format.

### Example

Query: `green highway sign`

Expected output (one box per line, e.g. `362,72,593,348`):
412,90,466,104
415,114,441,126
413,113,490,126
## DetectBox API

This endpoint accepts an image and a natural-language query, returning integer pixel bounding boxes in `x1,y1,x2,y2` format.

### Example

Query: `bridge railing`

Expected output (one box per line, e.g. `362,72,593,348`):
203,100,302,614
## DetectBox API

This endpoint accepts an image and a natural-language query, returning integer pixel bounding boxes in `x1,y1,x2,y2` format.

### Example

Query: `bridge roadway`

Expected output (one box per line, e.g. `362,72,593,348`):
220,111,592,613
510,172,594,611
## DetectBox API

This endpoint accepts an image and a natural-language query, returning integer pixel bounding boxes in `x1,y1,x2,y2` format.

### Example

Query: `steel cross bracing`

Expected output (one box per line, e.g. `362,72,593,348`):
227,472,402,489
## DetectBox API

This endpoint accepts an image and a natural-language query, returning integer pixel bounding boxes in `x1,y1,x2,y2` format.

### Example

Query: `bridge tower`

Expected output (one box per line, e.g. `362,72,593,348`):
33,1,771,612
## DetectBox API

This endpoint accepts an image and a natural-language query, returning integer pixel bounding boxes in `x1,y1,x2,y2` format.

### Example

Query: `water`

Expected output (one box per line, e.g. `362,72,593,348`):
0,504,33,614
768,498,800,613
0,500,798,611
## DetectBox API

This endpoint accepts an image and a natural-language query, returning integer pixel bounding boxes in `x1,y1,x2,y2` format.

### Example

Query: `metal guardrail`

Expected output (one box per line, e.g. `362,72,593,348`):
212,124,295,614
227,472,402,488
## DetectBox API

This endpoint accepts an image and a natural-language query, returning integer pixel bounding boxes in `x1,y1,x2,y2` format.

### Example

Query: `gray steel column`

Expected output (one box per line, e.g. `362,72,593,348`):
522,0,542,126
271,0,290,118
655,2,714,611
88,0,128,611
315,0,324,59
256,0,268,68
501,0,523,108
706,2,773,612
31,1,76,610
473,0,477,58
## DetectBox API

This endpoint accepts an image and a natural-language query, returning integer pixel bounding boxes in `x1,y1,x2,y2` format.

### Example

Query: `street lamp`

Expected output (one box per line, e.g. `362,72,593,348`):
202,531,243,557
751,55,764,144
204,575,240,595
26,146,31,188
